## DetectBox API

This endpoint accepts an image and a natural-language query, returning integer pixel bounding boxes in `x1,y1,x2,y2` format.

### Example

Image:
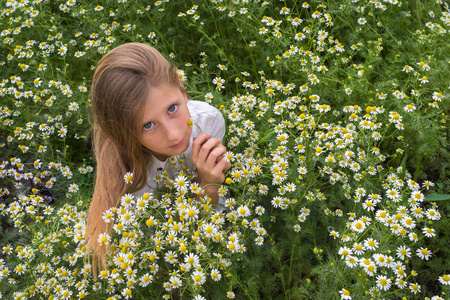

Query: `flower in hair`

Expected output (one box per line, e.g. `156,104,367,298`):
124,172,133,184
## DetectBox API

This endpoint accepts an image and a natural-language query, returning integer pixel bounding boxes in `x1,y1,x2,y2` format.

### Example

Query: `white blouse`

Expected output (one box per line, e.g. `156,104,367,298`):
133,100,226,200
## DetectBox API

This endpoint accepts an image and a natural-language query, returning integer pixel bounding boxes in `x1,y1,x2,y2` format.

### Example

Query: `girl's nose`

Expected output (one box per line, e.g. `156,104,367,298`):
163,121,178,140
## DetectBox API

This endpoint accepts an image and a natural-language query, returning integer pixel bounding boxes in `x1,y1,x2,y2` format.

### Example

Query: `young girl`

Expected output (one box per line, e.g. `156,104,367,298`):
85,43,231,275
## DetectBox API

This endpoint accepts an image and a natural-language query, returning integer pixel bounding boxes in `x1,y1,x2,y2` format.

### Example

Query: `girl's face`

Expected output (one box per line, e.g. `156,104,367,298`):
140,83,192,161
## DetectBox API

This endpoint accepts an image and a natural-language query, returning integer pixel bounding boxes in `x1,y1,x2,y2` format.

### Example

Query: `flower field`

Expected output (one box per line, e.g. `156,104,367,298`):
1,0,449,299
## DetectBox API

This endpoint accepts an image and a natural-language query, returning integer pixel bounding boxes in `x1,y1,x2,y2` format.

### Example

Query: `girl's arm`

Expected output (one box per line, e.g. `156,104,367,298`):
191,133,231,205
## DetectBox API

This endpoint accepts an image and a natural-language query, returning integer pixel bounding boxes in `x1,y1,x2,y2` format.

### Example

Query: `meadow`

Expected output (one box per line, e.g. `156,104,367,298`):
0,0,449,299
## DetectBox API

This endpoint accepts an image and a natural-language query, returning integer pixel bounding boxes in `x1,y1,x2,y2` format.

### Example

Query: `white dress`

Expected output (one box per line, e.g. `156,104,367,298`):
133,100,226,203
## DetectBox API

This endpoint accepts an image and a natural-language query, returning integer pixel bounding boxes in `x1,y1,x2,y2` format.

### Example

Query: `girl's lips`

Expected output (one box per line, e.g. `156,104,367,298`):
171,138,185,148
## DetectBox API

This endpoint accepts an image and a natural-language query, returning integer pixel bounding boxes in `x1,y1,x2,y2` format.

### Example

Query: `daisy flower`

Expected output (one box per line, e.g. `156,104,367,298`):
120,194,135,209
432,92,443,101
345,256,358,268
68,183,79,193
410,191,424,202
376,275,391,291
423,180,435,189
210,268,221,281
416,247,432,260
409,232,419,242
423,227,436,238
192,270,206,286
425,208,441,220
364,238,378,250
169,275,182,289
339,288,351,299
409,282,421,294
351,219,366,233
396,246,411,260
438,274,450,285
396,277,408,289
361,258,377,276
124,172,133,184
353,242,365,255
338,247,353,259
97,233,111,246
403,104,416,112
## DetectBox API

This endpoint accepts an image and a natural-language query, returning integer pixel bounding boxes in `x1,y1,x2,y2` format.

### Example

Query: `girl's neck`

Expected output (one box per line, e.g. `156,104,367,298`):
153,153,170,162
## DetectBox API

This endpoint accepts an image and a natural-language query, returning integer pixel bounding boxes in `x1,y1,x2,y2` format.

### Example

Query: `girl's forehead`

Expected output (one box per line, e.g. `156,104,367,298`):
140,83,186,123
146,83,184,106
148,82,181,96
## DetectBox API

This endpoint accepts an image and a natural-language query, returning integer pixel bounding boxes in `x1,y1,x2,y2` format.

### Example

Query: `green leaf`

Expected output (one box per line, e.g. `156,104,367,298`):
399,154,407,180
396,11,408,19
424,193,450,201
274,294,285,300
260,214,271,222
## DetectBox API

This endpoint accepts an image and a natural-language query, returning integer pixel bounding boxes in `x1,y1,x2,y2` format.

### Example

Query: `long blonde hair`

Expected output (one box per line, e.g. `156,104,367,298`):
85,43,182,276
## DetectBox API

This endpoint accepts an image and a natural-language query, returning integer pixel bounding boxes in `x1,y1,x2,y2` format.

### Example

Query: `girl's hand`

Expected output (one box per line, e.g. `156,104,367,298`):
191,133,231,188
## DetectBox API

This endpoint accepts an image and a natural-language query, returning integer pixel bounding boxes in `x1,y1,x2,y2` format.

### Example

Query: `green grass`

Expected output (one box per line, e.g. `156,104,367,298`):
0,0,449,299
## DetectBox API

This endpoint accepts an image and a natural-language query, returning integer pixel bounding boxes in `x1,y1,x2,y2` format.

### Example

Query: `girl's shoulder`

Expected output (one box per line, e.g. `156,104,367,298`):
187,100,221,116
188,100,225,139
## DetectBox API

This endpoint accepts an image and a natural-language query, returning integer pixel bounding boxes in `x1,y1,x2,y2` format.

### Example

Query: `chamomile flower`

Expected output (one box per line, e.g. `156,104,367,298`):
425,208,441,220
438,274,450,285
124,172,133,184
423,180,435,189
410,191,424,202
432,92,443,101
210,268,221,281
192,270,206,286
360,258,377,276
345,256,358,268
422,227,436,238
68,183,79,193
403,104,416,112
329,230,339,239
353,242,365,255
97,233,111,246
351,219,366,233
416,247,432,260
120,194,135,209
364,238,378,250
339,288,351,299
409,282,421,294
338,247,353,259
376,275,391,291
396,246,411,260
204,92,213,103
395,277,408,288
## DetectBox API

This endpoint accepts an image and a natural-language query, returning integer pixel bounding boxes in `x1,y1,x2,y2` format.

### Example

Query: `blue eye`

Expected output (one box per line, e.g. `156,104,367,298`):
168,104,178,113
143,122,154,130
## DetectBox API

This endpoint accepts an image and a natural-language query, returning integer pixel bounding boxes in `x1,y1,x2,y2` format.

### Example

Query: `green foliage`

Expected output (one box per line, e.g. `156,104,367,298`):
0,0,449,299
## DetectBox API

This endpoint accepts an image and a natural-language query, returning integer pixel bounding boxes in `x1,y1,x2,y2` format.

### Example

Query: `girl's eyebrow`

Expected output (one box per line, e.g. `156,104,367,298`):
141,97,181,127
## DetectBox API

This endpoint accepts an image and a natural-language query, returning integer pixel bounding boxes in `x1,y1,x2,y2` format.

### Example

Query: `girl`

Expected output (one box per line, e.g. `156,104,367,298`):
85,43,231,275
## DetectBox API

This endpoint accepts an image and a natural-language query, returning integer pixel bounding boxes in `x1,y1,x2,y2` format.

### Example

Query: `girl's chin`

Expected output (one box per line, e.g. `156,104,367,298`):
172,142,190,156
179,143,190,154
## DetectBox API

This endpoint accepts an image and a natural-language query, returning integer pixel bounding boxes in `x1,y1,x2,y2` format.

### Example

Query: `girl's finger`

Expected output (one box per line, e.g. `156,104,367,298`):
216,153,225,164
222,160,231,173
196,138,222,163
191,133,211,161
207,146,227,164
